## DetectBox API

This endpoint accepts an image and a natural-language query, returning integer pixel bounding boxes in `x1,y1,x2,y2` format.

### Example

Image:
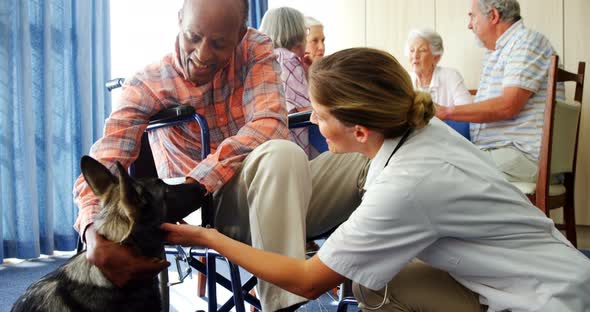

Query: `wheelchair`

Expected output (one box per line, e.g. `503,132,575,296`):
105,78,359,312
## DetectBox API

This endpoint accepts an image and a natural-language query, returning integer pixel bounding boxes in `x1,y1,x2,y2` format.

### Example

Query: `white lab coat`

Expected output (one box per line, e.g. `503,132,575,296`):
319,118,590,312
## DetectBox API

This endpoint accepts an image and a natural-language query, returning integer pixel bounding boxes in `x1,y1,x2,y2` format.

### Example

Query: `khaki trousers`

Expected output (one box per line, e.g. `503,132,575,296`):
212,140,370,311
353,260,486,312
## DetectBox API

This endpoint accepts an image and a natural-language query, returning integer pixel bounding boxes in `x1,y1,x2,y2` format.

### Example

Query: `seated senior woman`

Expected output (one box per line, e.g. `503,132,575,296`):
260,7,319,158
162,48,590,312
303,16,325,69
406,28,472,106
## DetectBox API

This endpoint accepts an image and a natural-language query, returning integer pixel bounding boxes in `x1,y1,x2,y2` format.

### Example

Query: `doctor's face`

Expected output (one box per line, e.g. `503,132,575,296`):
309,97,357,154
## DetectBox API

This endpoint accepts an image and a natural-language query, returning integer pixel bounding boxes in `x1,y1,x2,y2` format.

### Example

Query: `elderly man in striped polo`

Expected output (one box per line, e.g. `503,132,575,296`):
436,0,563,183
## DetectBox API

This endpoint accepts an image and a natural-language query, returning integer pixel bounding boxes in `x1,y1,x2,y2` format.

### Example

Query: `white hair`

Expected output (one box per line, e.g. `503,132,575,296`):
304,16,323,28
478,0,521,23
259,7,306,50
404,28,444,57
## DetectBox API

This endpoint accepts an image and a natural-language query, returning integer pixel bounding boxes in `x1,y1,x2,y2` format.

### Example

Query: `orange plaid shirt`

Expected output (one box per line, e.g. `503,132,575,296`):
73,28,288,233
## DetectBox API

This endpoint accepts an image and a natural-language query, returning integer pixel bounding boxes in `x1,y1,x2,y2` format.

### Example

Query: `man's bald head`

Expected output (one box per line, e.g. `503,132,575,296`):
182,0,249,28
176,0,249,85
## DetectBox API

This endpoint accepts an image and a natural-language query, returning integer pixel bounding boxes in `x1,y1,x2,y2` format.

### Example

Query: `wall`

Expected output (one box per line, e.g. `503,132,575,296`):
268,0,590,225
267,0,366,54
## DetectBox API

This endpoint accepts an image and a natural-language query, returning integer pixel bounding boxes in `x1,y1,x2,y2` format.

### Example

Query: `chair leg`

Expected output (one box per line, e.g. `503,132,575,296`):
563,203,578,247
159,250,170,312
207,252,218,312
249,290,257,312
228,262,246,312
336,279,358,312
197,256,207,297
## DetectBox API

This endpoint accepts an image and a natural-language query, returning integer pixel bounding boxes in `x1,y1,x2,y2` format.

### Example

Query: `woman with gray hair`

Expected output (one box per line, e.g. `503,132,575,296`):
406,28,472,106
303,16,325,68
260,7,320,158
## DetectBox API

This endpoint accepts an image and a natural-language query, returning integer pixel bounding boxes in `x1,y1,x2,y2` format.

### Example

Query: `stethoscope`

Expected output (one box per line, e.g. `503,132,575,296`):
357,127,412,310
384,127,413,167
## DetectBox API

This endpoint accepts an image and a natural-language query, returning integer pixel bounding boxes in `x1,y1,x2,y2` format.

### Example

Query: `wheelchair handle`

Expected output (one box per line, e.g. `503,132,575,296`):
105,78,125,91
288,110,312,129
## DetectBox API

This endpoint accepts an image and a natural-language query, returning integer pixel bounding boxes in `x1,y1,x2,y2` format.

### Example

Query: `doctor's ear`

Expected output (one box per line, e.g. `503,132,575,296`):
353,125,371,143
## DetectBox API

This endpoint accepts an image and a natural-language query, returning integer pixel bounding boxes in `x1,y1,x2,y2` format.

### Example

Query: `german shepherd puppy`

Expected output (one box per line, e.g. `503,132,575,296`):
11,156,202,312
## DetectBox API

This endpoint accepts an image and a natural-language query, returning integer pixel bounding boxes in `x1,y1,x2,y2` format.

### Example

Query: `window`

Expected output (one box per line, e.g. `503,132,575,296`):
110,0,183,107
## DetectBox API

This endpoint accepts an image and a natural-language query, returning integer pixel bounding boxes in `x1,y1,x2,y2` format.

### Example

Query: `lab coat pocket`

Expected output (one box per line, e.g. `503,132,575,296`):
417,243,461,271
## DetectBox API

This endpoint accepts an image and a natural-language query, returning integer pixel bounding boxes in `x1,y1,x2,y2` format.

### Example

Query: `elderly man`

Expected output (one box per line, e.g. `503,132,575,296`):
436,0,563,183
73,0,368,311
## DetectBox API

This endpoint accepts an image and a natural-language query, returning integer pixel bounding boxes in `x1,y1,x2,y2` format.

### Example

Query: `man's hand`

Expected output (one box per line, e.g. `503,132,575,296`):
435,104,453,120
85,225,169,288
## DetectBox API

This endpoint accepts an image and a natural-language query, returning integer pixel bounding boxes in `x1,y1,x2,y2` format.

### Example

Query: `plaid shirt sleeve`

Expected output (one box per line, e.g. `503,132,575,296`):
73,31,288,234
188,32,289,191
73,78,163,234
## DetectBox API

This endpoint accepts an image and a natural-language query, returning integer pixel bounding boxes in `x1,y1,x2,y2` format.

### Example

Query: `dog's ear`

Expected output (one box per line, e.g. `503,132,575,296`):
115,161,139,222
81,156,117,196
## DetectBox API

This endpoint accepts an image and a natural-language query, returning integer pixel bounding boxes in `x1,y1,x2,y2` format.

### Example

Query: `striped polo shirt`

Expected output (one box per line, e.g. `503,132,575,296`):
470,20,563,160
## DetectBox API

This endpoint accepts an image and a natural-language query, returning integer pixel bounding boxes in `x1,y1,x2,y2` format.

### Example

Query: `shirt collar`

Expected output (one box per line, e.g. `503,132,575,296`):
495,19,523,50
429,66,440,88
173,36,188,81
411,66,440,91
275,47,297,59
364,137,403,191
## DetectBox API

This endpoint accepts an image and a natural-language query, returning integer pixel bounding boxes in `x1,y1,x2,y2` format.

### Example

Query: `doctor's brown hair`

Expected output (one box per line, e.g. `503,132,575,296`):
308,48,435,138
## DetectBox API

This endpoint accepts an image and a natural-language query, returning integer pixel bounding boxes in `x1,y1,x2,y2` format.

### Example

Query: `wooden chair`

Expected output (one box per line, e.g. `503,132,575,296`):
511,55,585,247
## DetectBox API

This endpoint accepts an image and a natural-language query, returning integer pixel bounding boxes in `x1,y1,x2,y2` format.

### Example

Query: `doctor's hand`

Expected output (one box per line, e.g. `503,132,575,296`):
161,222,216,248
85,225,169,288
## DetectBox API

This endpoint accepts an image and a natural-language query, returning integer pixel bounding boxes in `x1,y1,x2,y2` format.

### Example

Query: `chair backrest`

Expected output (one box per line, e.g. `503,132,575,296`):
444,120,470,140
535,55,585,212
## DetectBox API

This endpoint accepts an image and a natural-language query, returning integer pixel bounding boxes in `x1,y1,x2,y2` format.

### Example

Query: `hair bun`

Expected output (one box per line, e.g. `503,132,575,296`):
407,91,435,129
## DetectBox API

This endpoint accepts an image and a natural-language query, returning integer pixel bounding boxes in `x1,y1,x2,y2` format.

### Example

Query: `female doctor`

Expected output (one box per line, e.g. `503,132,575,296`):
161,48,590,312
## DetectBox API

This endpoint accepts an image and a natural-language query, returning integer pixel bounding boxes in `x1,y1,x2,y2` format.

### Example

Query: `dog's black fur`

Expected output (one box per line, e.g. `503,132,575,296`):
11,156,202,312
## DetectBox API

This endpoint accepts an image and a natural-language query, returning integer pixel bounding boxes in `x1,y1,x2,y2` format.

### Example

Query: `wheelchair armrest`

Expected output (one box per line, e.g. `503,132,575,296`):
288,110,312,129
145,105,210,158
149,105,196,125
150,106,310,129
443,120,470,140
